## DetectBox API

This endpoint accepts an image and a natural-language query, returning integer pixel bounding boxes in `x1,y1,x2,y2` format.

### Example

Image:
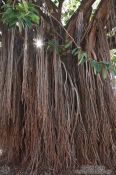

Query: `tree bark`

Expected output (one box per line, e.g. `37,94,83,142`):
0,0,116,174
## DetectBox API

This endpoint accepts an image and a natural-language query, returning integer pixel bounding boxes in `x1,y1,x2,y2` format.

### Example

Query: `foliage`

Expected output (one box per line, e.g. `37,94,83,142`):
46,40,116,80
46,40,63,54
52,0,59,6
62,0,80,24
64,41,116,79
1,0,39,32
107,27,116,37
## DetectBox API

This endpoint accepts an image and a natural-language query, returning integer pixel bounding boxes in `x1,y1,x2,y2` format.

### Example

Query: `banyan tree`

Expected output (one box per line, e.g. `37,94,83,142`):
0,0,116,174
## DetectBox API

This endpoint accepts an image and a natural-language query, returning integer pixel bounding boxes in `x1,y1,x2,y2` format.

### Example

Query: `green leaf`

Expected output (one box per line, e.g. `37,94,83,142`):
23,18,32,28
112,55,116,63
111,64,116,76
102,67,108,80
29,14,39,24
102,61,110,70
64,41,72,49
112,69,116,76
78,52,88,65
16,3,25,12
72,47,79,56
28,4,38,14
91,60,102,74
1,1,40,31
22,0,29,13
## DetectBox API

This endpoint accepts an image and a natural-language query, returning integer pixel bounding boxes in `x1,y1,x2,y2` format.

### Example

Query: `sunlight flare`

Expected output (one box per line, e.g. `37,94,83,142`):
33,38,44,48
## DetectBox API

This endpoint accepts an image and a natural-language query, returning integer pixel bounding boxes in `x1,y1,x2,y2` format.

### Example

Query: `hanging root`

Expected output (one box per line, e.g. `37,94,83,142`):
0,1,116,174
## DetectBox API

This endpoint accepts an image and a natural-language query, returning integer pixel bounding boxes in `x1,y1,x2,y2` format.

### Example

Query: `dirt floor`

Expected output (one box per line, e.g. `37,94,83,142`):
0,164,115,175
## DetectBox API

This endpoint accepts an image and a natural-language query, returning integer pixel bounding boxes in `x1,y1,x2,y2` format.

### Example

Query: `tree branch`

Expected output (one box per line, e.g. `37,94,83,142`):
45,0,58,12
66,0,96,35
37,6,50,23
58,0,64,10
57,0,65,20
85,0,111,58
93,0,109,23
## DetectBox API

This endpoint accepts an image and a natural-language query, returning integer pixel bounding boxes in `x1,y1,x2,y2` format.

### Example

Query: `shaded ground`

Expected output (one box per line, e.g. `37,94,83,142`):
0,164,115,175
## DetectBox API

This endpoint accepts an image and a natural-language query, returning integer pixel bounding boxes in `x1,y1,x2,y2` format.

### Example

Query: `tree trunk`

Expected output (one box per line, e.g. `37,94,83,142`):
0,0,116,174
